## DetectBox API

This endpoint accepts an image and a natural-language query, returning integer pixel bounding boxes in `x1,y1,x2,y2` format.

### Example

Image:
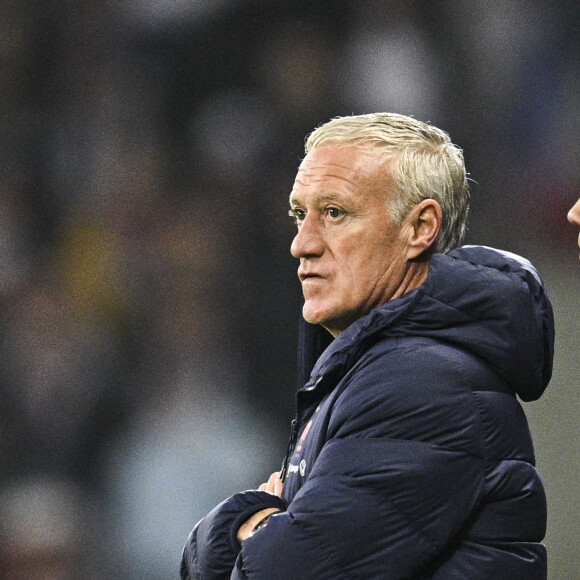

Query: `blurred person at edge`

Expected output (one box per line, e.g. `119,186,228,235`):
181,113,554,579
568,198,580,256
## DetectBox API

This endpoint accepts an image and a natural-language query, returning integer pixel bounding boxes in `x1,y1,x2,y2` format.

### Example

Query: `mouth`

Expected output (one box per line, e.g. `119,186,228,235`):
298,271,324,283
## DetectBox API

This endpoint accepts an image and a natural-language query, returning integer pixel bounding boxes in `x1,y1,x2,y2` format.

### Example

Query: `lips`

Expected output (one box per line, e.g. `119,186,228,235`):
298,270,324,282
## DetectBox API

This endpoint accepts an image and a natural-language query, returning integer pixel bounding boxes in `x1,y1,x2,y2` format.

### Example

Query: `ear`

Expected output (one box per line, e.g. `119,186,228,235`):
404,199,442,260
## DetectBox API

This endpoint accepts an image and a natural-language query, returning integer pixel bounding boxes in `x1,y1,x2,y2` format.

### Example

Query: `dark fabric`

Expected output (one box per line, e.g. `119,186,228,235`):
183,246,553,579
296,317,333,389
181,491,286,580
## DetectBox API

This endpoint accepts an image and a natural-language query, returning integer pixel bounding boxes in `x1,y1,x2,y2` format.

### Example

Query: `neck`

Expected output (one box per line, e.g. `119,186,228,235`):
391,258,431,299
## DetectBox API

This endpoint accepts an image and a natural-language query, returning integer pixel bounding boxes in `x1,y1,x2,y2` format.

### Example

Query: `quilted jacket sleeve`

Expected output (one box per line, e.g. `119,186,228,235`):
227,345,491,579
180,490,286,580
231,443,484,579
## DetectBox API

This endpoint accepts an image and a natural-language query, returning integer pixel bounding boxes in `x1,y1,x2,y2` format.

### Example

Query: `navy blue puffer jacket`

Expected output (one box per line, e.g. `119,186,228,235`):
182,246,554,579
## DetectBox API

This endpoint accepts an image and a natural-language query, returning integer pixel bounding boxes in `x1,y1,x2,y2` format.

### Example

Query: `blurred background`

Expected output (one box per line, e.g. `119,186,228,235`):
0,1,578,578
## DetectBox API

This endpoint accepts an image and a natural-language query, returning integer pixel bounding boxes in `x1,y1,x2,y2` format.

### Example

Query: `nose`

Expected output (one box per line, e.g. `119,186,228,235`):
290,213,324,259
568,199,580,226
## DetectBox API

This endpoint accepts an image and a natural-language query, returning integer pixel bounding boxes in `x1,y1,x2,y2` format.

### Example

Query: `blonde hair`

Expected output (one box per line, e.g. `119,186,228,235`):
305,113,470,254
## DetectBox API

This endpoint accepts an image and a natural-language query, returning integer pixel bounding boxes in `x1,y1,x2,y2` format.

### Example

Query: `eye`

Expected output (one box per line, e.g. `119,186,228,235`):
325,206,344,220
288,208,306,225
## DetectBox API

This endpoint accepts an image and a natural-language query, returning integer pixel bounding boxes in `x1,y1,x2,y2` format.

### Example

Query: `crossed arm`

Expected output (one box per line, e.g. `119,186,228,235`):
236,472,283,542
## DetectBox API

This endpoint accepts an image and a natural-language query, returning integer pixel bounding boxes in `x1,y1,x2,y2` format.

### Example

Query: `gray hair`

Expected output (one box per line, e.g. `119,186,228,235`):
305,113,470,254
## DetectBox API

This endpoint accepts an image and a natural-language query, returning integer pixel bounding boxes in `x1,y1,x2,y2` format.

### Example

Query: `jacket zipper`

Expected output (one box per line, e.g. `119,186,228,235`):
280,418,298,482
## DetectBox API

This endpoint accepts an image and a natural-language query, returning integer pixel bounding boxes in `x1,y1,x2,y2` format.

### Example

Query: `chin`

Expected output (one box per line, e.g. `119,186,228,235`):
302,301,331,326
302,304,351,336
302,308,324,326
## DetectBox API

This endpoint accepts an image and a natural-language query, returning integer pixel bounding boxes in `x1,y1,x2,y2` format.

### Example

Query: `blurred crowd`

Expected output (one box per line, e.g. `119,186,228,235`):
0,1,578,578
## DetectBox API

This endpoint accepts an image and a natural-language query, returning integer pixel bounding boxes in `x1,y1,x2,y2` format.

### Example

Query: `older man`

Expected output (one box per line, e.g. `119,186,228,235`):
181,113,554,579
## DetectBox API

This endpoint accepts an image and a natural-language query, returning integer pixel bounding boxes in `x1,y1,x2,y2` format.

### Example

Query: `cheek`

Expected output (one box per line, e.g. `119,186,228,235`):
344,244,395,278
332,224,401,286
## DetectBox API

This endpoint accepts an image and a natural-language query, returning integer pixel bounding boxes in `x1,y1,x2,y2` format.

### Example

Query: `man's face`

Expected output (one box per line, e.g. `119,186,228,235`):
289,144,411,336
568,198,580,256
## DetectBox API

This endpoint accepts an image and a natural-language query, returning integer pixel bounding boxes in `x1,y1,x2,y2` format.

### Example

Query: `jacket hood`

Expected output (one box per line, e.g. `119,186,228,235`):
298,245,554,402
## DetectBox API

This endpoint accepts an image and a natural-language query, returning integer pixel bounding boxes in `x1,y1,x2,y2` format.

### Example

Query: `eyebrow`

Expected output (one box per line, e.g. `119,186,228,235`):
288,192,349,207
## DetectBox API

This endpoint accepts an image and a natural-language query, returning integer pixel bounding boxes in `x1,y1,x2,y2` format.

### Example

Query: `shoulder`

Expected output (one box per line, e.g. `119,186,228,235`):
328,336,499,453
345,335,500,400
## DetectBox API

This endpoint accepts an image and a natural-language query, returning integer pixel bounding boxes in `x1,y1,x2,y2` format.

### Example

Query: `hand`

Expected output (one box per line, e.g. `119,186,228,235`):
236,473,284,543
258,471,283,497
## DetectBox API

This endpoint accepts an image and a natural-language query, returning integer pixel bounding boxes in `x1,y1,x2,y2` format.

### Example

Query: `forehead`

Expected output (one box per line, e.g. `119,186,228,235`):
290,145,390,204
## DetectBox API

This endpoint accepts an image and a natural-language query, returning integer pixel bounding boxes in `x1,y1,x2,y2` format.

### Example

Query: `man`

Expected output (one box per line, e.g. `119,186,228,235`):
181,113,554,579
568,198,580,256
